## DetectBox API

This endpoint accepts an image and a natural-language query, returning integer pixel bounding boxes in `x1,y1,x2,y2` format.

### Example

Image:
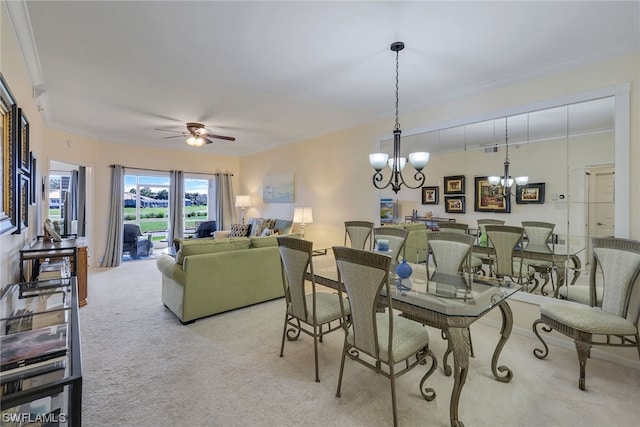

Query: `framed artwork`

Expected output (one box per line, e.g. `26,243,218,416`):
30,152,37,205
421,186,439,205
445,196,465,213
263,173,294,203
516,182,545,204
474,176,511,213
443,175,465,194
0,73,18,235
18,109,30,174
16,173,29,233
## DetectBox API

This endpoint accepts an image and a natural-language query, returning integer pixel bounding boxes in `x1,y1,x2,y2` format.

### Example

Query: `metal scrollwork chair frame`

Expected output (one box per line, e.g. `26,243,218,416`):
533,237,640,390
333,246,437,427
277,237,350,382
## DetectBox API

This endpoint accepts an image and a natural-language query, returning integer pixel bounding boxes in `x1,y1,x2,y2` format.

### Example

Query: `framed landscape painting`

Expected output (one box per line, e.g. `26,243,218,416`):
443,175,465,195
516,182,545,204
421,186,439,205
474,176,511,213
445,196,465,213
18,109,30,174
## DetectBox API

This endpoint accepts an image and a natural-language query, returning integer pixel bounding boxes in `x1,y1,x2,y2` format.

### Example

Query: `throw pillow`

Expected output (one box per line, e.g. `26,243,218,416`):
250,217,270,237
229,224,251,237
261,228,274,236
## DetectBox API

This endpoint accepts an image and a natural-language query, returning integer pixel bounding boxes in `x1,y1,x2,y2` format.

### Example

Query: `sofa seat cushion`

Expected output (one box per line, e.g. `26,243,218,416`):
176,237,250,264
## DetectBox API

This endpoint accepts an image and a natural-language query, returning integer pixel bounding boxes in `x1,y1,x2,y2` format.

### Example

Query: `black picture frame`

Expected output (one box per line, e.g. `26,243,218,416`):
1,73,18,235
445,196,465,213
16,173,29,233
443,175,465,194
421,186,439,205
516,182,545,204
474,176,511,213
30,152,37,205
18,109,30,174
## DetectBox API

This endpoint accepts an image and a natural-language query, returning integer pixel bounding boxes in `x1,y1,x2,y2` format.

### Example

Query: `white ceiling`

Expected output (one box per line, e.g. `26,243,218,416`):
7,1,640,157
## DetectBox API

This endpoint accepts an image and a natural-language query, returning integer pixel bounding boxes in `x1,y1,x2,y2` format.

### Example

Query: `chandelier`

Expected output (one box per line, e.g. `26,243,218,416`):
369,42,430,194
488,116,528,194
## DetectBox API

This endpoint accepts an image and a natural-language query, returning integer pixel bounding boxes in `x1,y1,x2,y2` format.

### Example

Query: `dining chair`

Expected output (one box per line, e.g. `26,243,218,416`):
373,227,408,263
484,225,538,291
533,237,640,390
332,246,437,426
344,221,374,250
522,221,556,295
473,219,506,274
426,232,478,369
437,222,484,275
277,236,350,382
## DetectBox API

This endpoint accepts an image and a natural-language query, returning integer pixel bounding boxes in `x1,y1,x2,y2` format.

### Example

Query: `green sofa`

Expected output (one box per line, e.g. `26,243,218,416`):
156,234,293,324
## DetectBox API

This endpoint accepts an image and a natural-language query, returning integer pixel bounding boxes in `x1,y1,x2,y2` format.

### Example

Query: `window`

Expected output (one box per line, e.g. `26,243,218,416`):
124,173,170,246
184,177,210,232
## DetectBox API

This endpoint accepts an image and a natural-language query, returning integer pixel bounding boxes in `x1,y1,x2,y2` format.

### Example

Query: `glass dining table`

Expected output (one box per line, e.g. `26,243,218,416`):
309,249,521,427
473,240,584,297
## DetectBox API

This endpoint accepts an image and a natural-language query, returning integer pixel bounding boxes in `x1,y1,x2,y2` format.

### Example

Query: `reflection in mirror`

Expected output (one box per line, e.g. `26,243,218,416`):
376,89,626,304
49,160,87,237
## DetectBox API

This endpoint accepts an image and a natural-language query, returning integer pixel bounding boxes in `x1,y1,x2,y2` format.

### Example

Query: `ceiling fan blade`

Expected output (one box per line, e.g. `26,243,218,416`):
162,134,187,139
203,137,214,145
155,127,186,134
205,133,236,142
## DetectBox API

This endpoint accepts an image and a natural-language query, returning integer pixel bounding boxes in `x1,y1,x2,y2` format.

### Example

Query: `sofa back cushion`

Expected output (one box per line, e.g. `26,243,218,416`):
176,237,250,264
249,235,279,248
274,219,293,235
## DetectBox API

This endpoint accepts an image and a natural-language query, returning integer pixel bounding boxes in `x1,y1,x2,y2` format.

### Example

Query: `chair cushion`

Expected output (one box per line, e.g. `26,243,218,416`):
289,292,349,325
346,313,429,363
541,303,637,335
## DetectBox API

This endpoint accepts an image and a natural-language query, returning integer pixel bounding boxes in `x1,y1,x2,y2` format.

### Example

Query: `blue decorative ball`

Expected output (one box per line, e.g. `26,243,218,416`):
396,259,413,279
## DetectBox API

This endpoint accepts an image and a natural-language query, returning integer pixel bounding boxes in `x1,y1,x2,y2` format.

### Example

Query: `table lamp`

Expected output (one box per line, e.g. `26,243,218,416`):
293,207,313,239
235,195,251,224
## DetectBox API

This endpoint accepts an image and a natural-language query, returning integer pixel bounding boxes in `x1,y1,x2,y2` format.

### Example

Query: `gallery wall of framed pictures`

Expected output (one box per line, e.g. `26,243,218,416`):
1,73,34,236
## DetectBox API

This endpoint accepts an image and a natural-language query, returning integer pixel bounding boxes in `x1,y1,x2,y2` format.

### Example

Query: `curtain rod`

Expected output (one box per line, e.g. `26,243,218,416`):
109,164,233,176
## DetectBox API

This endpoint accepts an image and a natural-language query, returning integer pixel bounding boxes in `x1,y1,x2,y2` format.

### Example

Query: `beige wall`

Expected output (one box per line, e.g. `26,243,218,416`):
240,53,639,249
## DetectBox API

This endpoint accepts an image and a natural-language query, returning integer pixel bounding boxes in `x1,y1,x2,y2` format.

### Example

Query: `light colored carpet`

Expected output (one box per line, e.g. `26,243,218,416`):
81,260,640,427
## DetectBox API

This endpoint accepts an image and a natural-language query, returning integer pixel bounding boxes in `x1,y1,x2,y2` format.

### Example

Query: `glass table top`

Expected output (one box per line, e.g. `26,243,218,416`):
311,250,521,319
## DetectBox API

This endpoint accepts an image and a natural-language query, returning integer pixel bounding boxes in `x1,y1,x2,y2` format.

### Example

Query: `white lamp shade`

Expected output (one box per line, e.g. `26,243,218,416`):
369,153,389,170
388,157,406,171
186,136,197,146
408,152,430,170
235,195,251,208
488,176,501,186
501,178,514,188
515,176,529,186
293,207,313,224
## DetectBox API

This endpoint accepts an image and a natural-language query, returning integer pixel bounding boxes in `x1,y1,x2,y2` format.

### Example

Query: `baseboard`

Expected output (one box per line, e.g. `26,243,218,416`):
478,317,640,371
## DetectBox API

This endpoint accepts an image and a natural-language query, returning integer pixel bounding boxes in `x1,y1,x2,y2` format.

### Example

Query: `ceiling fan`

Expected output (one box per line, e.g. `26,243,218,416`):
156,122,236,147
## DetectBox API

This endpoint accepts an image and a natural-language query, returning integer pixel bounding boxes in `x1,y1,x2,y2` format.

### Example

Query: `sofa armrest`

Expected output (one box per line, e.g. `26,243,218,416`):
214,230,230,239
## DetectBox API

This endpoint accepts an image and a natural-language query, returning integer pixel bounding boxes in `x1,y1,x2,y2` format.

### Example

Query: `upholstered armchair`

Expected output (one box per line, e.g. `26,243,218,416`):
123,223,153,258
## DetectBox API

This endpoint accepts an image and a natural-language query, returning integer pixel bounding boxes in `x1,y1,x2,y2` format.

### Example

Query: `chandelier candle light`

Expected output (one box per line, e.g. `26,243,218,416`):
293,207,313,240
488,116,528,194
235,195,251,224
370,42,430,193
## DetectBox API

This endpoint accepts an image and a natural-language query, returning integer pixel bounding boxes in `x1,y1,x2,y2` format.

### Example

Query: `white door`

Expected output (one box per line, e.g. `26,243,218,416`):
587,165,615,262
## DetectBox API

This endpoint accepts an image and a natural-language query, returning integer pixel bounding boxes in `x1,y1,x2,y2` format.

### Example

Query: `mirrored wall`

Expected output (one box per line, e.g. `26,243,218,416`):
376,84,630,304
